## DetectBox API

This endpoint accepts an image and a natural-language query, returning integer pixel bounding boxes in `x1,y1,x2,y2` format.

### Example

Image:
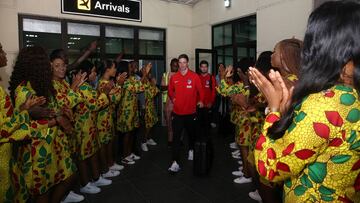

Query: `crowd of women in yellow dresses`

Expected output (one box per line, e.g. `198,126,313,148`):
0,1,360,203
216,1,360,203
0,44,160,203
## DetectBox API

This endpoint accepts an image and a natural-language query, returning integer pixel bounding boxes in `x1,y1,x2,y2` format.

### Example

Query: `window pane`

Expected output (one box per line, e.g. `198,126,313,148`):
23,32,61,54
23,18,61,33
224,24,232,45
105,26,134,54
237,47,247,60
139,29,164,41
139,29,164,55
216,48,223,55
217,56,223,65
235,16,257,43
67,35,100,64
68,23,100,36
105,38,122,54
225,47,233,56
235,21,248,43
249,48,256,60
139,40,164,55
213,26,223,47
249,18,256,41
225,56,233,66
106,26,134,39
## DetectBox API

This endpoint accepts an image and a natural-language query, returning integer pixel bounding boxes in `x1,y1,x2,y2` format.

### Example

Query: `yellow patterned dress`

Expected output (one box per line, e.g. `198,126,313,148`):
247,92,266,166
97,79,122,145
216,79,251,146
145,85,159,129
0,86,33,203
254,85,360,202
74,82,109,160
53,79,83,154
117,76,147,133
14,82,76,196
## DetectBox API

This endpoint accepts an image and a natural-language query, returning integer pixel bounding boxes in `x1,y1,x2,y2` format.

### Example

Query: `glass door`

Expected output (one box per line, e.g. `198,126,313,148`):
195,49,217,75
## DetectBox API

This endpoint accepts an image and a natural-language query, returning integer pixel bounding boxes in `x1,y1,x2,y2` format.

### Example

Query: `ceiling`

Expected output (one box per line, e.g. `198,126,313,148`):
159,0,203,6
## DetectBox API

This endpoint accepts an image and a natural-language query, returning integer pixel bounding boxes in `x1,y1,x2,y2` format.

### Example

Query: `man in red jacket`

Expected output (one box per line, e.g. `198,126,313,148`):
197,60,216,135
168,54,205,173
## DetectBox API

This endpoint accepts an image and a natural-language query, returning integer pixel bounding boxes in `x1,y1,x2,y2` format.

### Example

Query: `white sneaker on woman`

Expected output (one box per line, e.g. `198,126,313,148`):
232,150,240,156
130,153,141,160
109,163,124,171
188,150,194,161
249,190,263,202
80,183,101,194
91,176,112,187
122,156,135,165
234,177,252,184
141,143,149,151
146,138,157,145
168,161,180,173
232,170,244,176
61,191,84,203
102,170,120,178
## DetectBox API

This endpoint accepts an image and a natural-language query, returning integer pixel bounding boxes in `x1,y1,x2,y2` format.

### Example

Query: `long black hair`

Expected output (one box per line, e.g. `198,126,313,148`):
9,46,54,101
97,59,115,77
250,51,274,98
77,60,95,82
268,0,360,139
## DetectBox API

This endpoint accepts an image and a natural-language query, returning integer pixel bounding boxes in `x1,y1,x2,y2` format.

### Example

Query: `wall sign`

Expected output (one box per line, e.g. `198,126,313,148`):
62,0,142,22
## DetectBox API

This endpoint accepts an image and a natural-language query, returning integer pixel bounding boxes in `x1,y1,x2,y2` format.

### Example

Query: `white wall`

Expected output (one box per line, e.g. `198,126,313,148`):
191,0,313,57
0,0,314,89
256,0,313,53
0,0,193,89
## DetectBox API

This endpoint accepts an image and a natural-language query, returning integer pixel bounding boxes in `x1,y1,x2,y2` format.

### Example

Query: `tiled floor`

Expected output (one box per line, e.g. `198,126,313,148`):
83,126,257,203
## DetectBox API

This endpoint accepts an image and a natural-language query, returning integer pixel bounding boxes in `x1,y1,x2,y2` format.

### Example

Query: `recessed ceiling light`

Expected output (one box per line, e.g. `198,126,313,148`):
224,0,231,8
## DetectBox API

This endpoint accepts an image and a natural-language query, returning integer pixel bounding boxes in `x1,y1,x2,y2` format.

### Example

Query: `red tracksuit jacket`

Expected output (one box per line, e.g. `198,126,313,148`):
168,69,205,115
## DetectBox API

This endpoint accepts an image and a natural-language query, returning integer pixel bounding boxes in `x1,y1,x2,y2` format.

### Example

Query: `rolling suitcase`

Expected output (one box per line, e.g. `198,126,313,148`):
193,138,213,176
193,107,214,176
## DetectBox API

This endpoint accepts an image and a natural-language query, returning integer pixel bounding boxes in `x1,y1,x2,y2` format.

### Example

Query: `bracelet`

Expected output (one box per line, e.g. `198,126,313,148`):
270,107,279,113
265,107,279,115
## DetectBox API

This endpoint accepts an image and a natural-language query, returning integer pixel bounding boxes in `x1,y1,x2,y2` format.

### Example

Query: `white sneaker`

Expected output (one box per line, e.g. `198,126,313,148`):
91,176,112,187
109,163,124,171
230,143,239,149
146,138,157,146
168,161,180,172
210,123,217,128
122,156,135,165
249,190,263,202
232,154,241,159
141,143,149,151
188,150,194,161
130,153,141,160
234,177,252,184
61,191,84,203
80,183,101,194
238,160,243,165
102,170,120,178
232,170,244,176
232,150,240,156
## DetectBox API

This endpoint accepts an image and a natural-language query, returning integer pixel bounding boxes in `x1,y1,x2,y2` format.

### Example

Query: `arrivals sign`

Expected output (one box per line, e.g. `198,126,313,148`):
61,0,142,22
